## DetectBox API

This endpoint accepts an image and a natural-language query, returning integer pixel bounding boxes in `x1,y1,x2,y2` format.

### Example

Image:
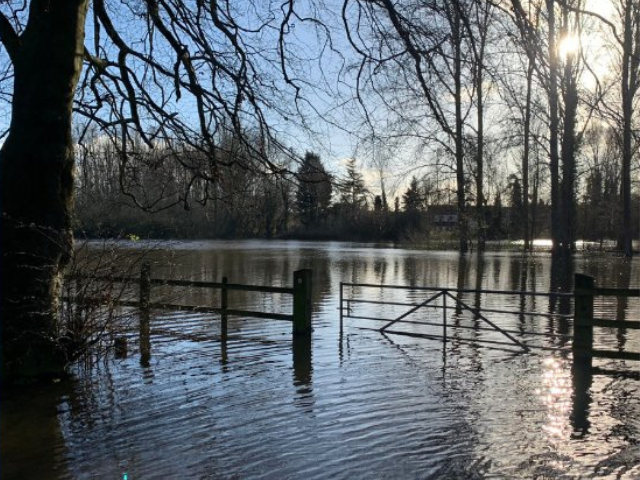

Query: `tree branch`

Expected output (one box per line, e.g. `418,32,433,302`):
0,11,20,63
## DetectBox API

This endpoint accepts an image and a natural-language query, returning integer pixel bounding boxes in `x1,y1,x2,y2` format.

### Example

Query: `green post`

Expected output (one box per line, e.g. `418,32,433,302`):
221,277,228,340
573,274,594,367
293,269,312,336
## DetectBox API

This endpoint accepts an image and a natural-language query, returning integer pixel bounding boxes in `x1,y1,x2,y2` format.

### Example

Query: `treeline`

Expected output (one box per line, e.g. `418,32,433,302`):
339,0,640,255
74,132,639,245
68,0,640,252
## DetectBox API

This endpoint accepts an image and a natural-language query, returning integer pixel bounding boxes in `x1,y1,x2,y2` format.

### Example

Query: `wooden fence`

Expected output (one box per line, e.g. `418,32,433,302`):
573,273,640,364
339,273,640,362
70,264,313,339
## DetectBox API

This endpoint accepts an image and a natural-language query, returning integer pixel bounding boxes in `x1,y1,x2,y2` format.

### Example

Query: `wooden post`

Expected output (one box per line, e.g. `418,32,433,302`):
293,269,312,336
221,276,228,340
139,262,151,367
573,274,594,367
140,262,151,315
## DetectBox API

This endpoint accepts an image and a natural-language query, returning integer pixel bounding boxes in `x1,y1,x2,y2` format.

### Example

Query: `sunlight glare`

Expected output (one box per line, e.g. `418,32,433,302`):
559,35,581,60
539,357,572,441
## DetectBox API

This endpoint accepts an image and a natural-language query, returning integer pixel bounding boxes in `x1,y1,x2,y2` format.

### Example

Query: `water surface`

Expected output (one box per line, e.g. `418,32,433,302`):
2,240,639,479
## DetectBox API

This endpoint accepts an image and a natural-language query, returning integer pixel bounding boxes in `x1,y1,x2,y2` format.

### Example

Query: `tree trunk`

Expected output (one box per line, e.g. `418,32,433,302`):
618,0,637,257
522,57,534,250
453,6,468,253
476,52,486,252
546,0,562,253
561,57,579,252
620,90,633,256
0,0,89,380
559,1,579,253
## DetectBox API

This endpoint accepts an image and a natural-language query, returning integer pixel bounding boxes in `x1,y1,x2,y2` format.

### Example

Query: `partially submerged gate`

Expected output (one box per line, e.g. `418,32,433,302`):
339,275,640,360
376,289,529,351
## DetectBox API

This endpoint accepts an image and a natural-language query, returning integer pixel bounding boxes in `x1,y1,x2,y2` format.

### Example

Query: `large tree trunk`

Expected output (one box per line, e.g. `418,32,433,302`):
475,53,486,252
546,0,562,253
618,0,638,257
0,0,89,380
561,57,579,252
559,1,579,253
619,90,633,257
453,6,468,253
522,58,534,250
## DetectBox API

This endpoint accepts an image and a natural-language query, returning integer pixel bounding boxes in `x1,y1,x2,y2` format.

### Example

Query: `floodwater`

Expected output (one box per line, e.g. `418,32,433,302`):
2,240,639,479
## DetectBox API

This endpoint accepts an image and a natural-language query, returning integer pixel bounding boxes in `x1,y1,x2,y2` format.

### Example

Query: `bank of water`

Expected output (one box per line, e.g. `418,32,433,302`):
2,241,639,479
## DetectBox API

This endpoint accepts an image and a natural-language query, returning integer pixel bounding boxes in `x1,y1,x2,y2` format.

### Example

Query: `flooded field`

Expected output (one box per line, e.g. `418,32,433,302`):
2,240,639,479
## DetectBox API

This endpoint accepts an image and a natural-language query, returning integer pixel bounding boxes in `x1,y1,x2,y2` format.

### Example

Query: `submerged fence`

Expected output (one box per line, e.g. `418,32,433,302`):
573,274,640,363
68,264,313,338
340,273,640,362
67,263,638,361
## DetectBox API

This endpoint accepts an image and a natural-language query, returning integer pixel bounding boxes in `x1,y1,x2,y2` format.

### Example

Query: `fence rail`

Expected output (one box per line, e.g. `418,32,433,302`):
340,273,640,362
66,264,313,339
573,274,640,363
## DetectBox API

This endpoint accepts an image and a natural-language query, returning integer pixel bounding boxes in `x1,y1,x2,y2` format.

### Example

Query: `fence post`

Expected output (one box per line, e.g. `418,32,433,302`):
139,262,151,367
221,277,229,340
140,262,151,315
573,274,594,367
293,269,312,336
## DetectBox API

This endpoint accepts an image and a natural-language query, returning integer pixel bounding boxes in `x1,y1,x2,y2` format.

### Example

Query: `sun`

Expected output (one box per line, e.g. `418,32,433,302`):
559,35,581,60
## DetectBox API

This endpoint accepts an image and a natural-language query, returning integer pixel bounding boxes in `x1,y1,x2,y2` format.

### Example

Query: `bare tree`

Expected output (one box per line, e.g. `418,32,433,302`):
507,0,586,252
618,0,640,256
460,0,497,250
583,0,640,255
0,0,333,379
343,0,480,251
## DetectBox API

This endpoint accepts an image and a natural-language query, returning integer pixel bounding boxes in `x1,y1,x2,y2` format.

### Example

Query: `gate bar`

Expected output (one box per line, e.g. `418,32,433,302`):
380,291,444,332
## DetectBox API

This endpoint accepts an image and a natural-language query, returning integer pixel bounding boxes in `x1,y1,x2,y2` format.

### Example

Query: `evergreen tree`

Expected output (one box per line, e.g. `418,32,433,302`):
295,152,333,228
403,176,424,213
403,176,424,230
339,158,369,222
508,174,523,238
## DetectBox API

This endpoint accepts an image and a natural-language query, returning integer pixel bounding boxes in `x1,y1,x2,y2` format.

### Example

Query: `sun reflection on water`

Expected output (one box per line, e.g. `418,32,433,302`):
538,357,572,441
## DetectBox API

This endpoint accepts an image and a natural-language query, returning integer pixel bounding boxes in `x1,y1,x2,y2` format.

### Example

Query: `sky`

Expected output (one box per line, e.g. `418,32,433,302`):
0,0,631,201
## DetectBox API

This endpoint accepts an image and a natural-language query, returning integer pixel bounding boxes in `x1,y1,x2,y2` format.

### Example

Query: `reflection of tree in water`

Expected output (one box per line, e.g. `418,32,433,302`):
445,253,482,373
549,251,574,346
508,253,524,293
1,382,72,479
509,254,541,335
615,260,632,352
454,253,470,318
470,252,485,371
295,248,332,310
372,258,388,285
402,255,418,288
512,255,526,334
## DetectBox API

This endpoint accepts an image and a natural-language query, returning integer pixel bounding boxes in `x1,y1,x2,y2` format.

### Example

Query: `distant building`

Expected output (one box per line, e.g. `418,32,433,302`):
432,214,458,229
429,206,458,230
